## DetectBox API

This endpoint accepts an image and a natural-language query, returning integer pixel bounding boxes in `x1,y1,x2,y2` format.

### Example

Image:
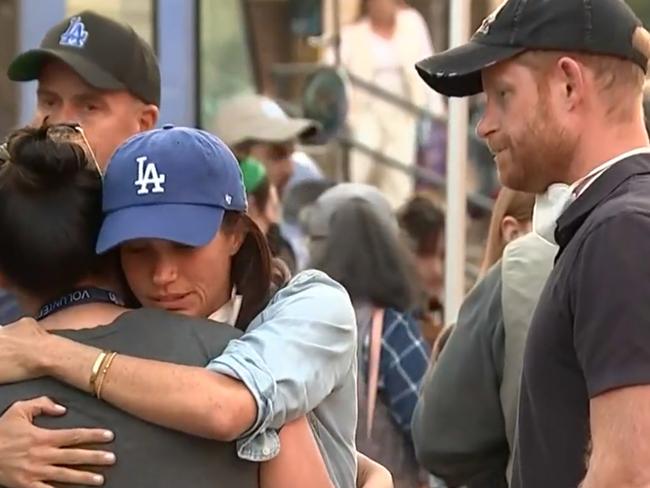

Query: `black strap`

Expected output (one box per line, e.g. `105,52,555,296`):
37,287,124,320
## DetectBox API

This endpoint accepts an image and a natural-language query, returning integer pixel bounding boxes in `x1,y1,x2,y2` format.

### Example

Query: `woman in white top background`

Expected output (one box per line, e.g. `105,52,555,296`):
327,0,446,209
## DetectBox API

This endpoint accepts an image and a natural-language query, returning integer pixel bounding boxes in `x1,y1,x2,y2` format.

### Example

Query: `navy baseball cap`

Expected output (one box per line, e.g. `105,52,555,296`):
417,0,648,97
96,125,247,254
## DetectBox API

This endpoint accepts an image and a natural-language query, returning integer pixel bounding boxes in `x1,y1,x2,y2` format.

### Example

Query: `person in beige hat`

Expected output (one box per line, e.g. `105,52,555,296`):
212,94,320,197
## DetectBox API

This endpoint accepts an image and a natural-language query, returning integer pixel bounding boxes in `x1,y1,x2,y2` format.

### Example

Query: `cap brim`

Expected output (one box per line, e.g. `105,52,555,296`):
8,48,125,91
96,204,224,254
416,41,525,97
250,118,320,144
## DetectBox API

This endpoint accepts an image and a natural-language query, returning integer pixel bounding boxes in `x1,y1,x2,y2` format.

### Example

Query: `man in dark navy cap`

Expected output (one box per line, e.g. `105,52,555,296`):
413,0,650,487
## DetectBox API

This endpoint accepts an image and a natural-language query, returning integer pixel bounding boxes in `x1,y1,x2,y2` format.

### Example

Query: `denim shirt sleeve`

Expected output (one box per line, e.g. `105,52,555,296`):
205,270,357,462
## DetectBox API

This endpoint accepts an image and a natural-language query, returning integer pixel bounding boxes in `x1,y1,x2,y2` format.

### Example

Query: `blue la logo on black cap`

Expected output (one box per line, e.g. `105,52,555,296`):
59,16,89,48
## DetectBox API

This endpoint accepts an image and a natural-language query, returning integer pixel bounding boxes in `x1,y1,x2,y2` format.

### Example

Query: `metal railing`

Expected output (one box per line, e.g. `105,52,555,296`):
270,61,494,214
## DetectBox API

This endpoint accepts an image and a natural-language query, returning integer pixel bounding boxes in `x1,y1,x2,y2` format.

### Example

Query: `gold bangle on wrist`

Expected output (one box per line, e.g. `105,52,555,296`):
89,350,109,394
95,352,118,400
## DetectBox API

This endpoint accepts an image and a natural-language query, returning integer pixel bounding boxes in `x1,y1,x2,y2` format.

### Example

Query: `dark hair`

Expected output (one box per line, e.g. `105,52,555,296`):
223,212,288,330
311,198,415,312
0,124,111,300
248,176,272,214
398,195,445,256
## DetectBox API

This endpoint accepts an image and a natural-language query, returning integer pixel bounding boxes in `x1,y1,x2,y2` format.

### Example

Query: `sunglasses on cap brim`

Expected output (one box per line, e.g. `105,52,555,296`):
43,122,103,179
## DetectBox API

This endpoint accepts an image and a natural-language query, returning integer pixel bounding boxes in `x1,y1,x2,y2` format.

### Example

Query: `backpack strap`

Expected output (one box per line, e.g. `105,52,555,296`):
366,307,385,438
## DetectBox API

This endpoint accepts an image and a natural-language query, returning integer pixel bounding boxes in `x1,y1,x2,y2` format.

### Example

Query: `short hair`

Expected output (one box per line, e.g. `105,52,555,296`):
516,40,648,121
0,124,108,299
310,198,416,312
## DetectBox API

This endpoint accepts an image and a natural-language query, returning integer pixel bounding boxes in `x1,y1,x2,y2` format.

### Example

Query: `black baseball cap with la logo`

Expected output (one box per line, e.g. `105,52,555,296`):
416,0,649,97
7,10,160,106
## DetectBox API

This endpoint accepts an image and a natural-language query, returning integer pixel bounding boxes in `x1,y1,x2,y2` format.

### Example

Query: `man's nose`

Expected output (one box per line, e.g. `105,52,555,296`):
45,104,80,126
476,110,497,140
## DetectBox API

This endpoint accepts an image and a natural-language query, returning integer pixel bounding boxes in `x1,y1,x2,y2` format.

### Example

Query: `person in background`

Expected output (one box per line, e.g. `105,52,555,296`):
239,157,297,273
329,0,445,209
414,189,535,486
478,188,535,278
283,179,337,271
212,93,323,271
412,216,555,488
212,93,321,198
307,183,430,488
397,194,445,347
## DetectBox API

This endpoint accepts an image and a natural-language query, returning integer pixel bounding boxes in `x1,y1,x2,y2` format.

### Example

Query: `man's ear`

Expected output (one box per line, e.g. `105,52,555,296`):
138,104,160,132
501,215,527,244
555,56,586,111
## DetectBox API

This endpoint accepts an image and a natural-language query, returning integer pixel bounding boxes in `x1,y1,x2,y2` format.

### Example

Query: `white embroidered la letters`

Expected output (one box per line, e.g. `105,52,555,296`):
135,156,166,195
59,17,89,48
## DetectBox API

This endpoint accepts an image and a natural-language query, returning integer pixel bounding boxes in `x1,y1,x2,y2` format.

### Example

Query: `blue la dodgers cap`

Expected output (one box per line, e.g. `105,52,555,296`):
96,124,247,254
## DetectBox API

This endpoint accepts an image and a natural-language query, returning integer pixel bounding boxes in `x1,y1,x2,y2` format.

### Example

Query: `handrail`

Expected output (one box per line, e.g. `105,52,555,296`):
271,62,447,123
339,135,494,212
271,61,495,212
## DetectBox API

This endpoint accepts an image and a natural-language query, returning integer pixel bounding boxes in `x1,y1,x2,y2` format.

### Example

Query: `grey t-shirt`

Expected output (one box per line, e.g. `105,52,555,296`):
0,308,259,488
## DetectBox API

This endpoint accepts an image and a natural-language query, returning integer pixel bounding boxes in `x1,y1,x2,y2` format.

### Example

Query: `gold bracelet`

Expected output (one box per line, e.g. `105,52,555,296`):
89,350,109,394
95,352,118,400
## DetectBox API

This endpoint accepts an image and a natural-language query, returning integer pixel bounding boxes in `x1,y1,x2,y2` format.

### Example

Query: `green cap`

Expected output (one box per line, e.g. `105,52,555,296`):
240,157,267,194
8,11,160,106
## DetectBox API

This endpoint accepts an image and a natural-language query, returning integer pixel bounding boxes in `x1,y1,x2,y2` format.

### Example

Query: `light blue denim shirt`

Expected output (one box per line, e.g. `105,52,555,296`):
206,270,358,488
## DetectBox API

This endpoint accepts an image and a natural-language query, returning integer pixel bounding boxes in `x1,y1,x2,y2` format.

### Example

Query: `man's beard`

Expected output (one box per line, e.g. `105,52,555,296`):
505,102,577,193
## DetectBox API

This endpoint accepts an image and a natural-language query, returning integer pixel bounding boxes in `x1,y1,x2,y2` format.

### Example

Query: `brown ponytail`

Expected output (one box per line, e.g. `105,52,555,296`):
223,212,290,330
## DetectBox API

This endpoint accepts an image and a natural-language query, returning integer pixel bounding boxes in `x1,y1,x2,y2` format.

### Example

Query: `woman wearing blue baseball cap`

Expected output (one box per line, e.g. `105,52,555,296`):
0,123,338,488
0,126,382,488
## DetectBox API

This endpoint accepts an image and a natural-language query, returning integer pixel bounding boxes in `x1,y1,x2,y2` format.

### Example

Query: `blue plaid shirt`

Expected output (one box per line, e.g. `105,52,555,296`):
372,308,431,439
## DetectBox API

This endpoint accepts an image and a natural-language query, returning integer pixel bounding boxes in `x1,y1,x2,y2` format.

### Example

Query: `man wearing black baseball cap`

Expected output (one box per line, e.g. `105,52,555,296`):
7,10,160,167
0,11,160,487
412,1,650,487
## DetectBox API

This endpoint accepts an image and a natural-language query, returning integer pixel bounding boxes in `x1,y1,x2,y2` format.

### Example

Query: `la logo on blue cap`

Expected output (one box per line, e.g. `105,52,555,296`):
135,156,166,195
59,16,89,48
